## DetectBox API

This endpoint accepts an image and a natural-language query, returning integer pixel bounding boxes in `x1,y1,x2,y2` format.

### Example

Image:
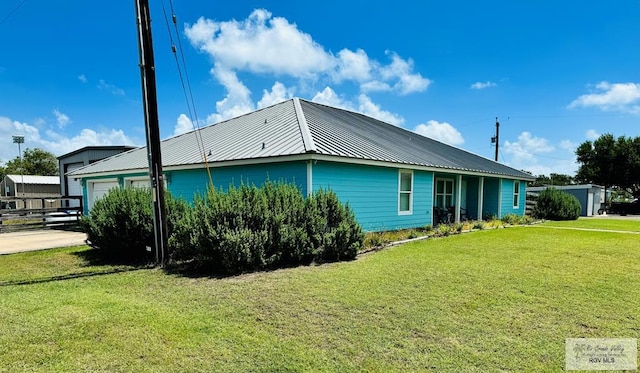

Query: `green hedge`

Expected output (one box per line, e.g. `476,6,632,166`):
80,187,188,261
170,183,363,274
81,182,364,273
532,188,581,221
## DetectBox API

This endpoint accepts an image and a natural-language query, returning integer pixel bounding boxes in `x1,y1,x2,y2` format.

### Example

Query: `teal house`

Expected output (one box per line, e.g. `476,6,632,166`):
69,98,534,232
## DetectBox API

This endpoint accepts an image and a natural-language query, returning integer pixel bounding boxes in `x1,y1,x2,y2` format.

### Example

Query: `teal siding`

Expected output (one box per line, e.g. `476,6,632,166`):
312,161,433,232
465,177,479,220
500,179,526,216
169,161,307,203
482,178,500,219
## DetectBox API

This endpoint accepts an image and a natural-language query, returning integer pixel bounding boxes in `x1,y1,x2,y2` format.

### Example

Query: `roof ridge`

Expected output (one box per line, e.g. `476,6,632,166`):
293,97,316,153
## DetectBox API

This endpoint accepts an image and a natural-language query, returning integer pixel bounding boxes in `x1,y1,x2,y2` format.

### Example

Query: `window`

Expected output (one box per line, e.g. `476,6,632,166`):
435,179,454,208
398,170,413,214
513,181,520,208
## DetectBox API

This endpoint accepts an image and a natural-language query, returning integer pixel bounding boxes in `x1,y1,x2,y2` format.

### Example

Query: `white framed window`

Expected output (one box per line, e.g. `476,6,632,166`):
398,170,413,215
435,178,454,208
513,180,520,208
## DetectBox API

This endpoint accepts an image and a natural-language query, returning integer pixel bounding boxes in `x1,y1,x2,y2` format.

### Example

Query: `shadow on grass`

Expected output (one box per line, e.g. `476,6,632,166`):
0,248,154,287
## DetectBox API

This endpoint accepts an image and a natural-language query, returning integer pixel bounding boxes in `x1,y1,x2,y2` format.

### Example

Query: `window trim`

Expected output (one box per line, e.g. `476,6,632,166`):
398,170,414,215
435,178,455,208
513,180,520,209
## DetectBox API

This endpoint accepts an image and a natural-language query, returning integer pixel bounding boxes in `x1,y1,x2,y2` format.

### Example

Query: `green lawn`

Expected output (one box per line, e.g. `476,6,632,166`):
1,220,639,372
540,217,640,232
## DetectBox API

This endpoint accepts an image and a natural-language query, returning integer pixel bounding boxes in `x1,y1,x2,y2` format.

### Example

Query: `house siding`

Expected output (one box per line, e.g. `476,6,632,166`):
483,178,500,219
500,180,526,216
312,161,433,232
464,177,479,220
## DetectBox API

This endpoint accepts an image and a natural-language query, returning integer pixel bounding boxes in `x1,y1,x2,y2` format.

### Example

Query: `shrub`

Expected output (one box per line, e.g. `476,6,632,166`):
532,188,581,221
169,182,364,274
501,213,520,225
472,221,485,230
80,187,187,262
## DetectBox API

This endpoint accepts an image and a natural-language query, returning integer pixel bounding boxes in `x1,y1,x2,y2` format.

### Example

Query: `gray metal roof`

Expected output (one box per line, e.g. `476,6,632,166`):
5,175,60,185
69,98,534,180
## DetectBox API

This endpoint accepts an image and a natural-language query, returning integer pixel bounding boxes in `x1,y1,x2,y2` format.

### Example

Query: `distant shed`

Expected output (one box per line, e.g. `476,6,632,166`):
527,184,604,216
58,146,136,207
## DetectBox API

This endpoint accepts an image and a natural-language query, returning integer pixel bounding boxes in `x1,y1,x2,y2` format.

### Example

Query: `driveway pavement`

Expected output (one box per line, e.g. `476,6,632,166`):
0,230,87,255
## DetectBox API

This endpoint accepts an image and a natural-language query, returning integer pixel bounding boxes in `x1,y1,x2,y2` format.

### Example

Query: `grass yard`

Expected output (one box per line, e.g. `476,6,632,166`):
1,220,639,372
540,217,640,232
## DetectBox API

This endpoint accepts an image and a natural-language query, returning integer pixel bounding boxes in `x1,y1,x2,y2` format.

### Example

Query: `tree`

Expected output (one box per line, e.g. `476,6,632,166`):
3,148,59,176
529,173,576,187
575,134,640,199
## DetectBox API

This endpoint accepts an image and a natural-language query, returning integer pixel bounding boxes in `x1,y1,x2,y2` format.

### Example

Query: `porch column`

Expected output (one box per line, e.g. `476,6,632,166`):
478,177,484,221
455,174,462,223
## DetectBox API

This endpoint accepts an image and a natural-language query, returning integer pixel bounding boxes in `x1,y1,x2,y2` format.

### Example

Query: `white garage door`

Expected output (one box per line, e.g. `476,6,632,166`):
66,163,84,207
129,179,150,189
90,181,119,211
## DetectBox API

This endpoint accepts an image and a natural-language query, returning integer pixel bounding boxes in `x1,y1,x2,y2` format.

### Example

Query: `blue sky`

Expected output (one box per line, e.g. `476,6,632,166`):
1,0,638,176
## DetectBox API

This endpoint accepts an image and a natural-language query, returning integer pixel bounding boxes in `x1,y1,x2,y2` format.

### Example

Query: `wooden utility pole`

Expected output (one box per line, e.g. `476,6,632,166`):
492,117,500,162
135,0,168,266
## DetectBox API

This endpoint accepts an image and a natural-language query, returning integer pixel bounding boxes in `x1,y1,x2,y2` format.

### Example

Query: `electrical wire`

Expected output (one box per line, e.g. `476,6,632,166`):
160,0,214,189
0,0,28,25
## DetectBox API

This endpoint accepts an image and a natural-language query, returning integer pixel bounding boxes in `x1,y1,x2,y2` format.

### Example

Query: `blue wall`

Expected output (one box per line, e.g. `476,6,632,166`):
169,161,307,203
483,178,500,219
500,179,526,217
312,161,433,231
465,177,479,220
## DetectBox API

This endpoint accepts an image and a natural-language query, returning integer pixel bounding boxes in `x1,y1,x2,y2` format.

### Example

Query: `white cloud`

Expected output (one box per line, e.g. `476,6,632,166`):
185,10,333,78
470,81,496,90
52,109,70,129
205,67,254,124
0,115,138,163
559,139,577,152
379,51,431,95
97,79,125,96
568,81,640,113
257,82,294,109
311,87,351,109
413,120,464,146
501,132,578,176
77,74,87,83
357,94,404,125
173,114,194,136
334,48,372,83
184,9,430,121
503,132,554,162
310,88,404,125
586,129,600,140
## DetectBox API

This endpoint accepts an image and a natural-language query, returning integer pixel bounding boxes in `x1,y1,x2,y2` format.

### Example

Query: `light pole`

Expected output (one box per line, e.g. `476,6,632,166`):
12,135,25,197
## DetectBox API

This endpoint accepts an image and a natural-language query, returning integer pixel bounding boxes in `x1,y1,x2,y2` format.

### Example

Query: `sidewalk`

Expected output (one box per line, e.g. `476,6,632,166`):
0,230,87,255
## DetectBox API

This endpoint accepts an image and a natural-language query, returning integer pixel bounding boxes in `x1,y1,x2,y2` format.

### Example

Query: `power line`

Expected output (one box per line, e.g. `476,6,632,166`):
0,0,28,25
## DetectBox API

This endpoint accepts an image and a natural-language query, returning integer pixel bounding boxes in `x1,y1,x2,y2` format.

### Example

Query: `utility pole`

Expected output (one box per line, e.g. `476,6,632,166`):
490,117,500,162
135,0,168,266
12,135,25,196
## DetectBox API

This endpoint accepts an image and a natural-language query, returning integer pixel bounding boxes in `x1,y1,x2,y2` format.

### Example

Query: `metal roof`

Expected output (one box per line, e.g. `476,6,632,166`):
5,175,60,185
69,98,534,180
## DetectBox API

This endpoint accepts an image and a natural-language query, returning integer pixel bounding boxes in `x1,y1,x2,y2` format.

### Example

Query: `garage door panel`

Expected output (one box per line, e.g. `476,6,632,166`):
90,181,119,211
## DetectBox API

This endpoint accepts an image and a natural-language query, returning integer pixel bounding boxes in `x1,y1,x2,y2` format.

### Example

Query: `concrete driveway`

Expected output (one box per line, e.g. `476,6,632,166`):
0,230,87,255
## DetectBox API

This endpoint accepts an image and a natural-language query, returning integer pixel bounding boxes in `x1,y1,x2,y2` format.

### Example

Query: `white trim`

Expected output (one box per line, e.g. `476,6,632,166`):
498,179,503,218
398,169,413,215
431,171,436,225
455,175,462,223
88,178,119,212
434,177,455,208
478,177,484,221
293,97,317,152
513,180,520,209
306,160,313,197
70,153,536,181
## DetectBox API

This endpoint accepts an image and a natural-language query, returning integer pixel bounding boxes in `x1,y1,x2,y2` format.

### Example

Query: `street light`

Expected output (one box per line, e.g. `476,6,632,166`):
12,135,25,197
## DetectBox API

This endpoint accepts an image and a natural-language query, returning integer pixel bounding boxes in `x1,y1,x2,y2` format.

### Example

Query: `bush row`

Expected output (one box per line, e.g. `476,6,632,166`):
81,182,364,273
